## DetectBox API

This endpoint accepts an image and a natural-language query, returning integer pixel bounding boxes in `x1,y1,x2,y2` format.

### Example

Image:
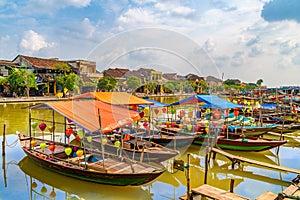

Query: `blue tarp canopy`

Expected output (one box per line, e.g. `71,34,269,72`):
169,94,242,109
196,95,242,109
140,98,169,108
261,103,277,109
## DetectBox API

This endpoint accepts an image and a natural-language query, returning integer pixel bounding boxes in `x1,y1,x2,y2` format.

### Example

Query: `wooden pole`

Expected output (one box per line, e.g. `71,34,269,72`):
2,124,7,187
2,124,6,156
204,146,209,184
186,153,191,200
230,178,235,192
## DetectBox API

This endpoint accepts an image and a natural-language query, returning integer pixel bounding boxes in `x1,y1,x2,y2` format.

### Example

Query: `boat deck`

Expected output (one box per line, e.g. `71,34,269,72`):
87,158,157,174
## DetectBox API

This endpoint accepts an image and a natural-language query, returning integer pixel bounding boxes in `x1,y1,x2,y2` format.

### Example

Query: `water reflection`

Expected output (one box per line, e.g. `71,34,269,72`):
18,156,152,200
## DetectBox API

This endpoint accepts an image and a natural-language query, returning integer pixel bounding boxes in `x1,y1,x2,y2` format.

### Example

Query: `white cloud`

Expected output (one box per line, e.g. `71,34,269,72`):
118,8,157,25
203,38,216,52
154,3,195,17
20,30,54,53
25,0,91,14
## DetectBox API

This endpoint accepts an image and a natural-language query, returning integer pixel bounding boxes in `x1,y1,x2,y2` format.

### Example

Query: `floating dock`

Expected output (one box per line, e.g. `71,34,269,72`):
211,147,300,174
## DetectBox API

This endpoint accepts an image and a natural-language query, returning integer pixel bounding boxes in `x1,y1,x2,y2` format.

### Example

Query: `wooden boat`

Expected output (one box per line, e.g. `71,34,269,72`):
85,134,179,162
193,134,287,152
18,134,165,186
18,100,166,186
227,124,277,136
135,131,196,148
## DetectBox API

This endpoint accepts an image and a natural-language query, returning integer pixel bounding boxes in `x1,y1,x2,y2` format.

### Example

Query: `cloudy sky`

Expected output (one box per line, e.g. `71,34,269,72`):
1,0,300,87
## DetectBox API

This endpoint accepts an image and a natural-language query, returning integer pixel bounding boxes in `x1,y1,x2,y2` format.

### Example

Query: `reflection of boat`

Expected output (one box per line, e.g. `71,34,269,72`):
18,100,165,186
193,134,287,152
18,156,152,200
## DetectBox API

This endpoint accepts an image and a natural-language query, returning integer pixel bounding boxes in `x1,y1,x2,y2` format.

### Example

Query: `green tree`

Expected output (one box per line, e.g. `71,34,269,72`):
52,62,71,73
256,79,263,87
163,82,175,93
7,68,37,97
55,73,80,97
97,76,118,91
144,82,157,94
126,76,141,91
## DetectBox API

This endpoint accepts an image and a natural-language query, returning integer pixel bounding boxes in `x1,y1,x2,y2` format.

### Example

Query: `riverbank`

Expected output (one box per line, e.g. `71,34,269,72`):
0,96,69,103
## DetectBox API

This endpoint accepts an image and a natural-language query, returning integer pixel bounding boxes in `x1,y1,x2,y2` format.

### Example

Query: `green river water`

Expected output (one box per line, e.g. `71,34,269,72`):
1,101,300,200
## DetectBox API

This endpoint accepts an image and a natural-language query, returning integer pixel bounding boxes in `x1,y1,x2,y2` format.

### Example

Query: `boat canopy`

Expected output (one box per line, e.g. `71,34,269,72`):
169,94,242,109
31,100,141,133
140,98,169,108
72,92,154,105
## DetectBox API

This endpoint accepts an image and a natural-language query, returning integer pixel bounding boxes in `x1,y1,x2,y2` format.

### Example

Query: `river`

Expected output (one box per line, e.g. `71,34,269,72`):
1,102,300,199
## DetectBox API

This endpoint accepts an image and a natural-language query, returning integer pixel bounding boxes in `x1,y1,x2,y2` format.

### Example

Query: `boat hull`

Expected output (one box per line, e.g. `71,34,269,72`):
193,135,287,152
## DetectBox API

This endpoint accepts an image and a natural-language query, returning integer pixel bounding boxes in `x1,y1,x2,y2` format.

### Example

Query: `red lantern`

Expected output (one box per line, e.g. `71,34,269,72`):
143,122,148,128
49,144,56,152
234,110,239,117
154,108,159,115
139,112,145,118
66,127,73,137
133,105,138,111
162,107,167,113
179,110,185,118
39,123,47,131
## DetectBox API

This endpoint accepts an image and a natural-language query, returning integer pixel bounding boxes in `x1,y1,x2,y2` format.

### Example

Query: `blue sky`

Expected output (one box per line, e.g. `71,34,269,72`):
1,0,300,87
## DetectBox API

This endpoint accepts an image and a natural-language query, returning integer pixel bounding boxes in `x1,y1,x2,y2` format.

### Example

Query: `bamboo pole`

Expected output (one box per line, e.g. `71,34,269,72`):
186,153,191,200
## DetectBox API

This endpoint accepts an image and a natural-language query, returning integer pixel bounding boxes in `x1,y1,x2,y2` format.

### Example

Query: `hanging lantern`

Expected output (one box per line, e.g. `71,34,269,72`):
143,122,148,128
171,108,176,114
66,127,73,137
31,122,38,129
40,142,47,150
65,147,72,156
187,124,193,131
162,107,167,113
234,110,239,117
87,136,92,143
48,143,56,152
32,182,38,189
179,110,185,118
48,126,55,133
77,130,84,139
133,105,138,111
114,141,120,148
40,186,47,195
188,111,193,118
76,149,83,157
49,189,56,199
154,108,159,115
171,122,176,128
205,127,209,133
139,112,145,118
102,138,107,145
75,135,81,141
39,123,47,132
213,110,221,120
30,140,37,147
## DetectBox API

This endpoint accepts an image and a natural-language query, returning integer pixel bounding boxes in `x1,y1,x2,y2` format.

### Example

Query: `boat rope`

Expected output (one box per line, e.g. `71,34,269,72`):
6,138,19,148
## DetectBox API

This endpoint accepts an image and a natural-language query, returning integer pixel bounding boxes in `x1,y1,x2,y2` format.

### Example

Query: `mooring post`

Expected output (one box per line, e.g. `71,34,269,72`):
186,153,191,200
204,146,209,184
230,178,235,192
2,124,6,156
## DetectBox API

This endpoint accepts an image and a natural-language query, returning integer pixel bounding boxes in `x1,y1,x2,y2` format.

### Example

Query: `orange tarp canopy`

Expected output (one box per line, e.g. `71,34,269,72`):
73,92,154,105
33,100,140,133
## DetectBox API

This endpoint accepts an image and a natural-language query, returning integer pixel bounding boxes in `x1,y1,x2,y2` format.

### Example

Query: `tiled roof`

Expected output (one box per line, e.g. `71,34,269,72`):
0,60,18,66
103,68,130,78
18,55,65,69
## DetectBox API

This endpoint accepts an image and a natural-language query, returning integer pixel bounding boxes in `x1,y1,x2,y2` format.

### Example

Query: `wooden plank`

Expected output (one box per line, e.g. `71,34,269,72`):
282,185,299,195
255,191,278,200
192,184,250,200
212,147,300,174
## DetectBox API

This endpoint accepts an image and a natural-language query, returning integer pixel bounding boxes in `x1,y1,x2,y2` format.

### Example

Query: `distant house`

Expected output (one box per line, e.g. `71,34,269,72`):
103,68,130,80
185,73,205,81
0,60,19,77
